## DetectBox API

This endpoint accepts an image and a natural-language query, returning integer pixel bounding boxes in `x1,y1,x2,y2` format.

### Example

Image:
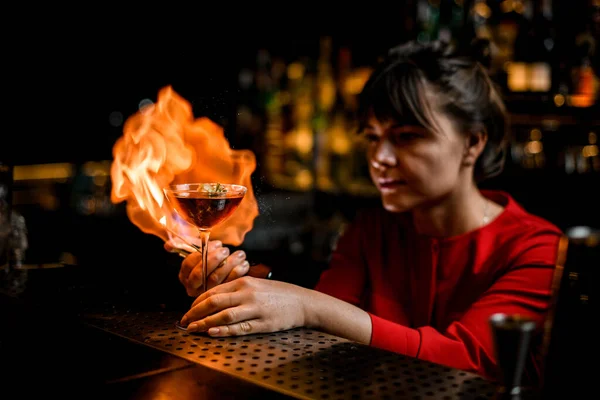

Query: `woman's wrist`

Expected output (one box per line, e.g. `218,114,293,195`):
299,289,372,344
300,287,322,329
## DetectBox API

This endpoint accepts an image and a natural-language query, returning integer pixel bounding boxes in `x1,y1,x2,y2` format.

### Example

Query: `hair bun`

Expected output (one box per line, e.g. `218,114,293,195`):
388,39,453,59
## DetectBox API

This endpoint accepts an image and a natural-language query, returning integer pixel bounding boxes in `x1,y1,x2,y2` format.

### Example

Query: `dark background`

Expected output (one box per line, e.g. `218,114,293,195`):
7,9,414,165
6,1,597,162
3,3,599,298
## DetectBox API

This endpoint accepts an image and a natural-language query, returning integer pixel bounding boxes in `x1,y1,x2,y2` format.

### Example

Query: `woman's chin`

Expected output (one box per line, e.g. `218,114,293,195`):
381,198,410,213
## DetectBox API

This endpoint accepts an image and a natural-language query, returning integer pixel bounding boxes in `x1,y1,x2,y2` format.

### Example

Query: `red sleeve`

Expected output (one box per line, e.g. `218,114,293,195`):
368,227,561,379
314,215,367,307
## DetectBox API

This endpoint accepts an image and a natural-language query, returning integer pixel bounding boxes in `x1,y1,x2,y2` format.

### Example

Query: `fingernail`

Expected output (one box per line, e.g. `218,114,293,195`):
237,251,246,259
208,327,220,335
221,248,229,256
188,323,198,332
214,241,222,248
241,260,250,269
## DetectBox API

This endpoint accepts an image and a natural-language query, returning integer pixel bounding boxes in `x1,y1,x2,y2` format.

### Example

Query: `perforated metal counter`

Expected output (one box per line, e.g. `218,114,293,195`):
83,307,497,400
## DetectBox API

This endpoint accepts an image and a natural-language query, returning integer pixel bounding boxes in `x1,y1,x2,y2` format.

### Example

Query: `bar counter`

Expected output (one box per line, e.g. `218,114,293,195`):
1,264,498,399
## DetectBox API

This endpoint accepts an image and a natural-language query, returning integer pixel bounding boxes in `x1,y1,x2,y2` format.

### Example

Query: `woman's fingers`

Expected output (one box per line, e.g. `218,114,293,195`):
186,287,202,298
179,250,202,285
180,240,222,279
205,320,272,337
188,247,229,289
207,250,248,289
186,243,229,290
223,261,250,283
190,276,254,308
183,289,246,325
186,305,260,334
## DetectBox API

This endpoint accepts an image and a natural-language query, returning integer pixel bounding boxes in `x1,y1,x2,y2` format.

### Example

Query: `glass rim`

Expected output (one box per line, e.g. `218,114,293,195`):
163,182,247,195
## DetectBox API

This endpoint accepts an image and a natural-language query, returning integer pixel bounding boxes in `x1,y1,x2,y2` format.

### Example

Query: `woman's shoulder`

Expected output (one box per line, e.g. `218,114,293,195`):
482,190,563,265
485,190,562,236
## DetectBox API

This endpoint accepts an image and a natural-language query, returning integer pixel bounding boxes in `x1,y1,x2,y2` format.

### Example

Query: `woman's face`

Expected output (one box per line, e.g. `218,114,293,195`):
364,110,469,213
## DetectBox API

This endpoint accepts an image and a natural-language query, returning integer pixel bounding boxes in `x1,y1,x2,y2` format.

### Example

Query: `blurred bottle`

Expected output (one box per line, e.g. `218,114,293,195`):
448,0,467,46
472,0,494,46
523,127,546,169
583,131,600,173
540,226,597,399
328,46,355,192
492,0,524,90
528,0,555,93
0,161,27,272
284,58,315,191
507,0,555,95
314,36,336,192
0,160,14,272
569,12,599,107
562,129,600,174
416,0,441,43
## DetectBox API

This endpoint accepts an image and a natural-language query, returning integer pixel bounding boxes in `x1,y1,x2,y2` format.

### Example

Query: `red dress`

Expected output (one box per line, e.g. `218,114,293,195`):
314,190,562,381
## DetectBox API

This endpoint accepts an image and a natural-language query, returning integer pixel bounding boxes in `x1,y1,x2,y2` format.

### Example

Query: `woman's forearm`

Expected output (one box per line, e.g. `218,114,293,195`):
301,288,372,345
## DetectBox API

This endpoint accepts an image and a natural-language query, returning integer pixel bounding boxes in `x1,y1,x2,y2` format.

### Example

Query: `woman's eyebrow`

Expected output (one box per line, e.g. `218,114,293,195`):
390,125,428,134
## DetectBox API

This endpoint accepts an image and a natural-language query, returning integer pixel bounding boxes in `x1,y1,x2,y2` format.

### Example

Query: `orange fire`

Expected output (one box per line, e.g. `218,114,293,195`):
110,85,259,248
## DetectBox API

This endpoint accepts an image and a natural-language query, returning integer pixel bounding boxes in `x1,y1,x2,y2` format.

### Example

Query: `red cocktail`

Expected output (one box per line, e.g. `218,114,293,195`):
164,183,247,295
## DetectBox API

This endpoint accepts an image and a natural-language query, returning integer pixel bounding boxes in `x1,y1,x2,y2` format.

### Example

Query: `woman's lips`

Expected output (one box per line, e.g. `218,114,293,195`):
378,180,406,190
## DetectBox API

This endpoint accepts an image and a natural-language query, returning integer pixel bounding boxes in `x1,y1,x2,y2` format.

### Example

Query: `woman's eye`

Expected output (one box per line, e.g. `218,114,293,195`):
363,133,379,143
391,132,420,144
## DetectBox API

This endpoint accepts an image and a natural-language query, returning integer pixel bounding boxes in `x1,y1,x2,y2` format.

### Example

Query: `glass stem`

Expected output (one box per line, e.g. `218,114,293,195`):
198,229,210,294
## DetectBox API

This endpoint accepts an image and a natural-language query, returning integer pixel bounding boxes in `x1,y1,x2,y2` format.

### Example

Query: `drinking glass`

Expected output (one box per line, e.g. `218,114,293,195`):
163,183,247,296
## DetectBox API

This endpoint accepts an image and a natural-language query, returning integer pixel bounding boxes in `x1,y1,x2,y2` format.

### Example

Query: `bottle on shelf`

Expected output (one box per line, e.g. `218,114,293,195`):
0,160,14,273
491,0,523,88
506,0,555,96
313,36,336,193
569,17,599,107
416,0,442,44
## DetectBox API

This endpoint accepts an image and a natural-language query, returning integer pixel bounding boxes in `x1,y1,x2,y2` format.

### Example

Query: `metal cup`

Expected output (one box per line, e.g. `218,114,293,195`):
489,313,536,399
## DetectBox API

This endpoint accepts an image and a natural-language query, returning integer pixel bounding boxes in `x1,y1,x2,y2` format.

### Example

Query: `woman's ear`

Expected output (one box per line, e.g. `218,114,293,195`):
463,131,487,166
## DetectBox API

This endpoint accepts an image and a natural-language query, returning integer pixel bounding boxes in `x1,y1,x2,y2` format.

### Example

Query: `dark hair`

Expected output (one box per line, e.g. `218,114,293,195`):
357,39,508,182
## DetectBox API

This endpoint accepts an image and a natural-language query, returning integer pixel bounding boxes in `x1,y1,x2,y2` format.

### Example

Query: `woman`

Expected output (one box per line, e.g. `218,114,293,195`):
170,40,562,382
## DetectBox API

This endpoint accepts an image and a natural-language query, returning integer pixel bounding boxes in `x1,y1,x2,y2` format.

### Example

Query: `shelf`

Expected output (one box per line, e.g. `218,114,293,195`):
509,113,600,128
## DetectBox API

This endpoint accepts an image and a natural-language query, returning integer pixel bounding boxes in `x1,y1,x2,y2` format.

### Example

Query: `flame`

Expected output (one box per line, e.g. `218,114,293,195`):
110,85,259,247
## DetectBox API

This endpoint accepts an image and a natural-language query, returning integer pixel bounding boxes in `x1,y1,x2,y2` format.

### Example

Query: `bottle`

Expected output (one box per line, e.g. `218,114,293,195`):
491,0,519,86
416,0,441,43
503,0,531,93
528,0,555,93
508,0,555,95
540,226,597,399
313,36,336,193
570,19,598,107
447,0,467,47
0,160,14,273
327,46,355,192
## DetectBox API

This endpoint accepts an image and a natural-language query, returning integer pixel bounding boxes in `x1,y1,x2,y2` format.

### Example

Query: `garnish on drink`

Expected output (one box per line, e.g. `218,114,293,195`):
201,182,228,197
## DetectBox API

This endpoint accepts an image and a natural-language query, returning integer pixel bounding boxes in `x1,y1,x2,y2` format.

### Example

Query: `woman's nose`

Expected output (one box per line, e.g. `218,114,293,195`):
372,140,397,168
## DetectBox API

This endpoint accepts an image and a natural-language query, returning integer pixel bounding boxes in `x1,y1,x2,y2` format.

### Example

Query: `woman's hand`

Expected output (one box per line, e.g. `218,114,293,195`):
164,240,250,297
179,276,310,337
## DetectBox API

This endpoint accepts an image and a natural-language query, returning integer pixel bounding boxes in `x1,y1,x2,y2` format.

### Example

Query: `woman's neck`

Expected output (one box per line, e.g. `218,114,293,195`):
411,183,490,238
